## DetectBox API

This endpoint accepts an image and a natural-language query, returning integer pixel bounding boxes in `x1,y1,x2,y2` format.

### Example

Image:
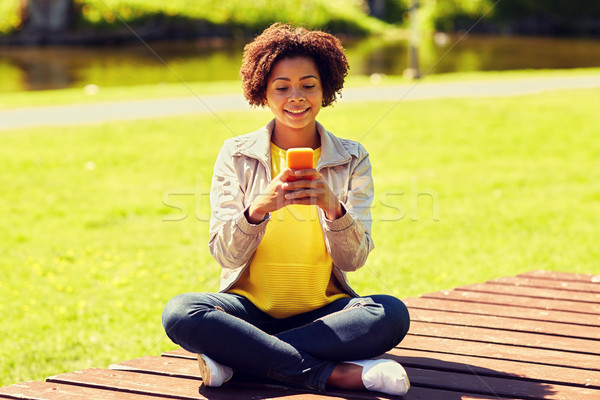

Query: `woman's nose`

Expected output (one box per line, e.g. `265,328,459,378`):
289,86,304,101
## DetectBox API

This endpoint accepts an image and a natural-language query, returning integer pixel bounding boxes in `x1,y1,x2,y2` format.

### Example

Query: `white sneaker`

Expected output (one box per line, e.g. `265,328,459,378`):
197,354,233,387
348,359,410,396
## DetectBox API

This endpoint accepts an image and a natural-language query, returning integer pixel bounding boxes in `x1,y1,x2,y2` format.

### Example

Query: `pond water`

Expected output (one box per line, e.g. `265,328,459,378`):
0,34,599,93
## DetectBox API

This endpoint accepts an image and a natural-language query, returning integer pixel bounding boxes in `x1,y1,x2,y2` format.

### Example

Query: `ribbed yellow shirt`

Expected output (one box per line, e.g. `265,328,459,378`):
228,143,349,318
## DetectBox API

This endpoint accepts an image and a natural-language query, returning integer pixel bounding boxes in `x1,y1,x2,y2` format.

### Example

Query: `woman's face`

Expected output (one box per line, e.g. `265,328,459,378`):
264,57,323,136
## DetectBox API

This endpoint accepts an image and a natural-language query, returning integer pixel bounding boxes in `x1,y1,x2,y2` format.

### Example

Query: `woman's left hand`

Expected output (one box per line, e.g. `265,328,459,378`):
283,169,345,220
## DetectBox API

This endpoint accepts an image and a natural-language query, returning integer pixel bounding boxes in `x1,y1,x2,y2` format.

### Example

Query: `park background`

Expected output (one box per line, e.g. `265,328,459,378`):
1,0,599,388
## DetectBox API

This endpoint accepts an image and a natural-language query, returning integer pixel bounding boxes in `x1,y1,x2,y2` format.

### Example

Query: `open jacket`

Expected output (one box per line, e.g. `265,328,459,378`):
208,119,375,297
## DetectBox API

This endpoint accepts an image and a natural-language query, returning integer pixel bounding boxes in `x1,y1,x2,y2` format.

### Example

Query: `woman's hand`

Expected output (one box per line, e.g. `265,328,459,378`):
247,168,344,223
246,168,295,224
285,168,344,220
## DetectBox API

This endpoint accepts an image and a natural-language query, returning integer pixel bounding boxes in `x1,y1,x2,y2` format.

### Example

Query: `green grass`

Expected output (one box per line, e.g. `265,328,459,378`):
0,80,244,110
1,80,599,387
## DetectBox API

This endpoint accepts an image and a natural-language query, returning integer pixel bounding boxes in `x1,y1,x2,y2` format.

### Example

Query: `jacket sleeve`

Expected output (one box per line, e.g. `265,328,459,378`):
208,142,269,270
322,145,374,271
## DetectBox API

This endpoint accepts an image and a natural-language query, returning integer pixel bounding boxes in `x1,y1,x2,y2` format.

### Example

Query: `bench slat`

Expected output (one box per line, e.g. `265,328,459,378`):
47,368,385,400
390,347,600,388
489,276,600,293
112,356,597,400
0,381,172,400
519,270,600,283
405,296,600,326
399,334,599,371
424,289,600,314
406,306,600,339
405,366,599,400
458,282,600,304
409,320,600,354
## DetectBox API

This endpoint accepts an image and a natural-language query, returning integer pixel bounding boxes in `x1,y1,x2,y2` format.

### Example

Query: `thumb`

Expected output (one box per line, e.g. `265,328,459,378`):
279,168,298,182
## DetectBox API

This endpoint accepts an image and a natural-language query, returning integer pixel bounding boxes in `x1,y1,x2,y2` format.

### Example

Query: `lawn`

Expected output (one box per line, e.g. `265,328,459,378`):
1,79,599,387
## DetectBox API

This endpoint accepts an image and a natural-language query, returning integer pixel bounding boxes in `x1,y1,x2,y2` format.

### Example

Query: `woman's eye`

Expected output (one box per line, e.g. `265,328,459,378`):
275,87,288,91
304,85,315,89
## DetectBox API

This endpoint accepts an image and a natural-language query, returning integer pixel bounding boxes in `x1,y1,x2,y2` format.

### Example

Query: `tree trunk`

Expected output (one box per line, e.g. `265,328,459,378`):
20,0,74,33
368,0,386,19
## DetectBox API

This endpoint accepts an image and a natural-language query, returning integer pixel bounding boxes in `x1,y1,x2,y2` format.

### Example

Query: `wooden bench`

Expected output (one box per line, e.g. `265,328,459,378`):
1,270,599,399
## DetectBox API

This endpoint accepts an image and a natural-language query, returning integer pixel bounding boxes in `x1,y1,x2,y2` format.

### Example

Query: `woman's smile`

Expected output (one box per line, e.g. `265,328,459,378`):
285,107,311,116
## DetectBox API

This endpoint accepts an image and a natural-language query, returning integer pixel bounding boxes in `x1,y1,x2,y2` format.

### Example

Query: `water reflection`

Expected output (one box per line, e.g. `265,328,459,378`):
0,35,599,93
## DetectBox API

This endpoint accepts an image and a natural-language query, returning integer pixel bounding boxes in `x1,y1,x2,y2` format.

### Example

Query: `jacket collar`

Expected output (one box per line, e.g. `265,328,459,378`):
233,119,352,168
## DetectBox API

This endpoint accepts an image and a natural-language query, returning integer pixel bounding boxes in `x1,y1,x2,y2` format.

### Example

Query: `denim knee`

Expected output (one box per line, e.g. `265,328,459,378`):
162,293,201,345
371,294,411,347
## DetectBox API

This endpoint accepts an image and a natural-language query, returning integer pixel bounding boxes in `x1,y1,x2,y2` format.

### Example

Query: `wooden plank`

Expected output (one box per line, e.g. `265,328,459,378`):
458,282,600,304
389,347,600,388
490,276,600,294
111,357,407,399
156,349,600,389
398,334,600,371
162,348,194,359
406,306,600,339
520,270,600,283
112,356,596,400
46,368,392,400
409,320,600,354
404,366,599,400
111,356,199,379
0,381,168,400
47,369,203,400
405,296,600,327
162,347,600,389
423,289,600,315
111,357,530,400
404,386,523,400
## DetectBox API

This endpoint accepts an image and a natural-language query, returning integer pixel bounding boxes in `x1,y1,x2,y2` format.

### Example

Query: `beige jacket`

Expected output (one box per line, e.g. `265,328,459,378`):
208,120,374,297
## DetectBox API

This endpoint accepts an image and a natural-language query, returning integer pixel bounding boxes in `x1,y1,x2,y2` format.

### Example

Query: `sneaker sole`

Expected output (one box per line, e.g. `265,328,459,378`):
197,354,212,386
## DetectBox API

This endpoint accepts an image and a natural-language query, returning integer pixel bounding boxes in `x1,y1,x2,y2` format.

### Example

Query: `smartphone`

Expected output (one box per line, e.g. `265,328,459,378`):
286,147,314,182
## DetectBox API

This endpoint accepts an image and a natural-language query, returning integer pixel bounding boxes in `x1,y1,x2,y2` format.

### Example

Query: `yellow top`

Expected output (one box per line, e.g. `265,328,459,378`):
228,143,349,318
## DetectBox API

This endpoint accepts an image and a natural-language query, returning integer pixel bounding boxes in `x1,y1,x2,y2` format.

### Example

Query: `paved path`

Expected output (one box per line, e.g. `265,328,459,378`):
2,75,600,131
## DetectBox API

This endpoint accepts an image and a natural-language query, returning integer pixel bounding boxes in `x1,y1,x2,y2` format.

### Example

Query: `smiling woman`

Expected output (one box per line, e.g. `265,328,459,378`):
161,23,411,396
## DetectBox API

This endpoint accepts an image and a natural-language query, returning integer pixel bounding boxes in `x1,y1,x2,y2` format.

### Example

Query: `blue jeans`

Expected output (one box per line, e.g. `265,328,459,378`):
162,292,410,391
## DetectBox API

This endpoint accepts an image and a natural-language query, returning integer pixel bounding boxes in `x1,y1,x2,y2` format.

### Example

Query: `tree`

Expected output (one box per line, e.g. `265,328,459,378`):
20,0,75,34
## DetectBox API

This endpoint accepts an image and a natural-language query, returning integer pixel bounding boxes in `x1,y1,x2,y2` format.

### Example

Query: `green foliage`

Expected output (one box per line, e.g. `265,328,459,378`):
375,0,410,24
422,0,600,35
0,0,386,36
3,0,600,37
489,1,600,35
382,0,600,35
417,0,494,33
0,0,21,33
1,72,599,386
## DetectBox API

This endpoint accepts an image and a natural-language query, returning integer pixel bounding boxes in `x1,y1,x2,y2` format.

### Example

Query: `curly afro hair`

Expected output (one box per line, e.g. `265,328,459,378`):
239,23,349,108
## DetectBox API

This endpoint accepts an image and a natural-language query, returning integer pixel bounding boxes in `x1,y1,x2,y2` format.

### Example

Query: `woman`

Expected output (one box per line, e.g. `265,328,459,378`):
162,23,411,396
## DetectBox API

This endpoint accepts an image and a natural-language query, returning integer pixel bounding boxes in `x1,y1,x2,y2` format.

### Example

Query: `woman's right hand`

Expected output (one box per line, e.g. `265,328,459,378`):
247,168,308,224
